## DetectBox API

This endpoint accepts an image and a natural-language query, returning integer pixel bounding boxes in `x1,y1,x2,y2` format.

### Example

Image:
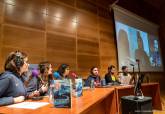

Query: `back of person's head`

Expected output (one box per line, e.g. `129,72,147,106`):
4,50,27,74
38,61,51,74
108,65,115,73
57,64,69,77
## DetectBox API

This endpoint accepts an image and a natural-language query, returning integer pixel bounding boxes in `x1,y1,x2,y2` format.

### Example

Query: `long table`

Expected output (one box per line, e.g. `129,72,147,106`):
0,88,117,114
0,83,162,114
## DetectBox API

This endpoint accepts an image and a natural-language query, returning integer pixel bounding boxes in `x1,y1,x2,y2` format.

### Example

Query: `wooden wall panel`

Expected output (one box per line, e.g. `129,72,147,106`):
47,32,76,52
76,10,97,28
47,15,76,36
47,32,76,70
0,24,2,71
49,0,75,7
0,2,3,24
99,30,115,56
77,39,99,55
76,0,97,14
77,54,100,77
0,1,3,71
77,25,98,42
4,0,46,13
0,24,2,45
47,1,76,21
2,25,46,64
99,17,113,32
4,4,46,30
3,25,45,49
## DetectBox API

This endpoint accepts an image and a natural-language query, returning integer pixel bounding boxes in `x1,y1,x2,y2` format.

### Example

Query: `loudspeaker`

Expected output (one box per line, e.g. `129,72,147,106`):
121,96,153,114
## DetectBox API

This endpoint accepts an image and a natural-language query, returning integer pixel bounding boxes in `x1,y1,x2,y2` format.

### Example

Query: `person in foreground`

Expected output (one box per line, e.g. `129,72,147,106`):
85,66,101,87
0,51,28,106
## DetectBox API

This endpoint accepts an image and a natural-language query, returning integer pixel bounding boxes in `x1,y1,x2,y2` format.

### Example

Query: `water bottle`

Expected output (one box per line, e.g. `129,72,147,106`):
90,79,95,90
49,80,54,104
101,79,106,86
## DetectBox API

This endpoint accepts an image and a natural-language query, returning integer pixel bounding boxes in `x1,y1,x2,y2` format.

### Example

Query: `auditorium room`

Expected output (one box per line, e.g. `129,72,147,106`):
0,0,165,114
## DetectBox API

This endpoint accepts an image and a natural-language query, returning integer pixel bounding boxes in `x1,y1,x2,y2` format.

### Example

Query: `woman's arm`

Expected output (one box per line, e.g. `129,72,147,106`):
0,77,25,106
0,78,14,106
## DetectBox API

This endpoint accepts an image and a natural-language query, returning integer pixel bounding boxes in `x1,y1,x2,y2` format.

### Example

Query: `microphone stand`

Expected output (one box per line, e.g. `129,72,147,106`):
136,59,140,75
134,59,144,100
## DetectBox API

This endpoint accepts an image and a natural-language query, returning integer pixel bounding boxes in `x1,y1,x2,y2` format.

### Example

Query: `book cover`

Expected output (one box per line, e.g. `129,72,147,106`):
53,79,71,108
73,78,83,97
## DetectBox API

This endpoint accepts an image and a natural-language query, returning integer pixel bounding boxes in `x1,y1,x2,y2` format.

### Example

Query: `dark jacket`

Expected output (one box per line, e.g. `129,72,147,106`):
0,71,26,106
104,73,120,84
85,75,101,87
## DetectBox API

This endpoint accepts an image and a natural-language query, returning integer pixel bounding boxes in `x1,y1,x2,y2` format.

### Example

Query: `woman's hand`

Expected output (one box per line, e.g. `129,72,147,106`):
28,90,40,98
41,85,48,93
13,96,25,103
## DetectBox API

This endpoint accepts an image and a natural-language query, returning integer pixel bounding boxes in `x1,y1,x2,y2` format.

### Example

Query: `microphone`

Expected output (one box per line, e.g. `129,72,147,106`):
53,71,60,79
31,69,45,85
24,69,39,87
69,71,78,79
32,69,39,77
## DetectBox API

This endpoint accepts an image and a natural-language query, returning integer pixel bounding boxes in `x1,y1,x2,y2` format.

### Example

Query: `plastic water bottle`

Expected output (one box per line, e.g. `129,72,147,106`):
90,79,95,90
101,79,106,86
49,80,54,104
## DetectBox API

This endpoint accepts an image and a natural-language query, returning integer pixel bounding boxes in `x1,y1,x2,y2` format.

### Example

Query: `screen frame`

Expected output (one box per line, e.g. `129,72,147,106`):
112,5,164,72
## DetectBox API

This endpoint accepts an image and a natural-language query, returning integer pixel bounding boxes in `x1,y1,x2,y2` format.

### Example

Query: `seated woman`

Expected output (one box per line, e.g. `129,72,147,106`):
118,66,132,85
23,61,53,96
38,61,53,95
53,64,70,80
0,51,29,106
104,65,120,84
85,66,101,87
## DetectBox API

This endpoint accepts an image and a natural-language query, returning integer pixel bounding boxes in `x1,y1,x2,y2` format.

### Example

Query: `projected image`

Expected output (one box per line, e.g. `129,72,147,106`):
115,22,163,72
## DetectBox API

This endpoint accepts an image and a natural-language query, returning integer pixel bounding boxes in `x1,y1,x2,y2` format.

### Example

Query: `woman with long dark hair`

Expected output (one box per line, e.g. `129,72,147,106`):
85,66,101,87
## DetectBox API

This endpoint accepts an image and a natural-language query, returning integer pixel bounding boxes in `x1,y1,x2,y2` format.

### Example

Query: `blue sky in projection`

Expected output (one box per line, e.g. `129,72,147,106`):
115,21,150,59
